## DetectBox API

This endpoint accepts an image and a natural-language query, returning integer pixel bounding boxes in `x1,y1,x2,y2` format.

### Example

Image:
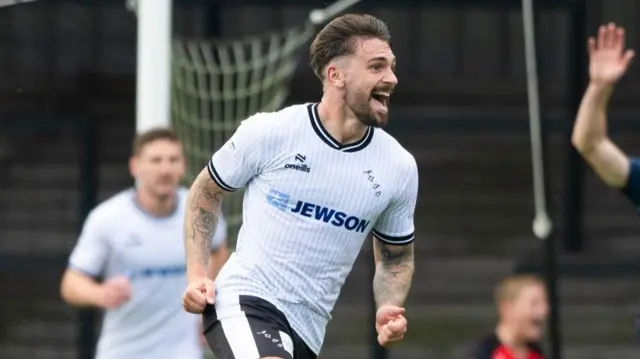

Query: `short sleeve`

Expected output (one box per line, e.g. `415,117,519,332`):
207,117,266,192
373,160,418,245
211,212,228,250
68,210,109,277
621,158,640,211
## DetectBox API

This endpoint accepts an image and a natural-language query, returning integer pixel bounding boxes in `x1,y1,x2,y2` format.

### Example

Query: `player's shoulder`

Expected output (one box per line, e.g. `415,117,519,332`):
85,189,135,224
238,103,310,137
373,129,417,173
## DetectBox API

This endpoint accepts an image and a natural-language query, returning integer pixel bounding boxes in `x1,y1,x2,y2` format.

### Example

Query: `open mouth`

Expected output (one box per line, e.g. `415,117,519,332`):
370,91,390,108
531,318,545,330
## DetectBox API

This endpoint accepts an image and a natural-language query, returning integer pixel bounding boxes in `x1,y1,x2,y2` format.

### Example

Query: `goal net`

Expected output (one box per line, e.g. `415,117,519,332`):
127,0,362,243
171,24,315,241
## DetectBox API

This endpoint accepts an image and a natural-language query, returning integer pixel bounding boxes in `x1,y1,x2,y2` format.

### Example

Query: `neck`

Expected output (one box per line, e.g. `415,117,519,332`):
496,323,528,358
135,188,176,217
317,94,369,145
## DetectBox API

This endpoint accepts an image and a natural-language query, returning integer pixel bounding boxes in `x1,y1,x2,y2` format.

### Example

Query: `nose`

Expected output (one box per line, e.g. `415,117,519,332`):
384,69,398,86
159,159,173,174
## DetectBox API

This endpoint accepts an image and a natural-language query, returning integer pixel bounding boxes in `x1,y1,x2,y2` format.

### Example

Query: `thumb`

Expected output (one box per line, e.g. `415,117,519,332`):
377,305,405,324
384,306,405,317
622,49,635,67
205,280,215,304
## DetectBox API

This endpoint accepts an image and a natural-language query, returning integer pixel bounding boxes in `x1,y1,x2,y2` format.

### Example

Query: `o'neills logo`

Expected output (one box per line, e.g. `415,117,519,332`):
284,163,311,173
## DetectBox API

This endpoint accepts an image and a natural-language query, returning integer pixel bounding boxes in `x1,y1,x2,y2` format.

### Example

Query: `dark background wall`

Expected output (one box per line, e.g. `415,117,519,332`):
1,1,640,358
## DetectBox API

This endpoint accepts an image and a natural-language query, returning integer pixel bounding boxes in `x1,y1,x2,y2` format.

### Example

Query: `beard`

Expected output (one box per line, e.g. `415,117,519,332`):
343,85,384,127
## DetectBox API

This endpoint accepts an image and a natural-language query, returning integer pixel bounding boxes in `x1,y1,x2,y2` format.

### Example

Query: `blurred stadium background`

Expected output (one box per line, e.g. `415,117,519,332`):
1,0,640,358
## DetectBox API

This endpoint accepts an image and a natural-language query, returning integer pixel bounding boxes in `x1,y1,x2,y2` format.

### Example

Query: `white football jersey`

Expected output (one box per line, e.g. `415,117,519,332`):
208,103,418,355
68,188,227,359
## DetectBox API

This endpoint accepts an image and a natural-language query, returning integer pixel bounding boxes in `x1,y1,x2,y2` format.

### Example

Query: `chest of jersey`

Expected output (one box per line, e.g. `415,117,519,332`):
107,214,186,278
255,144,394,234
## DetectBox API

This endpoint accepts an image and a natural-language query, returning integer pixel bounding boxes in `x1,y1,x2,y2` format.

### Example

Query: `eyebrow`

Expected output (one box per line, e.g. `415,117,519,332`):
368,56,396,66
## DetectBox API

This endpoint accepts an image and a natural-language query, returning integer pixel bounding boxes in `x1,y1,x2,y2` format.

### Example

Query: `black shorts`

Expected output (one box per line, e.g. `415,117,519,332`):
203,295,317,359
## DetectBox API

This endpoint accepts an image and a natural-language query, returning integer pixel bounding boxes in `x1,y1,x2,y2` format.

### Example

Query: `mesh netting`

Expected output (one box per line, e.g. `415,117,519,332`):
171,24,314,242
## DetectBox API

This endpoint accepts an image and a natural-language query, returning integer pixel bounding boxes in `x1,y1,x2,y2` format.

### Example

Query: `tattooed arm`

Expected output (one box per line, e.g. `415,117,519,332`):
185,168,229,281
371,159,418,308
373,239,415,308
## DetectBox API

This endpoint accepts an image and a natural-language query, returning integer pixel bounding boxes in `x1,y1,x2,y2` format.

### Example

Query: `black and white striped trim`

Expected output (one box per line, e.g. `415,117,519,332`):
207,160,238,192
372,229,415,245
307,103,374,153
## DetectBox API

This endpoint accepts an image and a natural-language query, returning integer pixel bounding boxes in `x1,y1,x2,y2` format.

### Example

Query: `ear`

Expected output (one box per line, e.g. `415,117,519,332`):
497,301,508,318
326,63,345,88
129,156,137,178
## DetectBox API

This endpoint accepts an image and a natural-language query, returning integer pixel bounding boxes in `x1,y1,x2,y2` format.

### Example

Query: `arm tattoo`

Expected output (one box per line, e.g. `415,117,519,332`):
193,208,216,263
373,241,415,308
185,169,224,273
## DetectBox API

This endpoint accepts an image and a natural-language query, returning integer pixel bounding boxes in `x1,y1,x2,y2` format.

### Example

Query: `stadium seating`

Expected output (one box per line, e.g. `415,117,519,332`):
0,82,135,358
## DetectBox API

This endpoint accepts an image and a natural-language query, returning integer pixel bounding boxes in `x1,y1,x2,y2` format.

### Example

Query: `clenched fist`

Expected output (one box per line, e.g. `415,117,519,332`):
182,277,215,314
375,305,408,347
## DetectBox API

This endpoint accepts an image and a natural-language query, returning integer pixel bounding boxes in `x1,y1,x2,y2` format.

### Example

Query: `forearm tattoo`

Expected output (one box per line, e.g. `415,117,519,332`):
186,171,224,268
373,242,415,308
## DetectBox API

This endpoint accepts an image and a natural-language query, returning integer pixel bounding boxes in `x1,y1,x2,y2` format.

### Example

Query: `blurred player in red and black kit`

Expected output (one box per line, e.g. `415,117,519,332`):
466,275,549,359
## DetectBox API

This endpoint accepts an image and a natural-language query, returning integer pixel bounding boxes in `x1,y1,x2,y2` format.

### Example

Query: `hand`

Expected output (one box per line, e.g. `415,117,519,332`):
588,23,634,86
98,276,131,309
182,277,215,314
375,305,407,347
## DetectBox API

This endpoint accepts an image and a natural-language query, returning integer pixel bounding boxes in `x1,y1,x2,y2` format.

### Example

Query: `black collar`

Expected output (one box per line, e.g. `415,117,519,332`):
307,103,374,153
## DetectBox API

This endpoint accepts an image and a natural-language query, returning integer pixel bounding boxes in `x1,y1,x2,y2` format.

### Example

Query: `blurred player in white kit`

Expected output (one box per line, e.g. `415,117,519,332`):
60,128,229,359
182,14,418,359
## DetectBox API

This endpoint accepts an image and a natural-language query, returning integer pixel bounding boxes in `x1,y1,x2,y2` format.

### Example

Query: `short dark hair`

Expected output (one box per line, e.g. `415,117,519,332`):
132,127,180,156
309,13,391,80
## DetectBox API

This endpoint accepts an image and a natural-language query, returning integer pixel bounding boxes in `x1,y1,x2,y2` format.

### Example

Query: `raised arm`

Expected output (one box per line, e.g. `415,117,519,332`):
571,23,634,188
185,168,229,281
